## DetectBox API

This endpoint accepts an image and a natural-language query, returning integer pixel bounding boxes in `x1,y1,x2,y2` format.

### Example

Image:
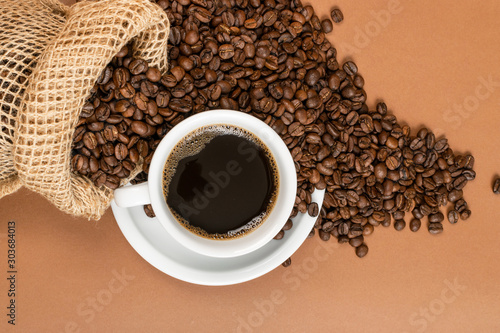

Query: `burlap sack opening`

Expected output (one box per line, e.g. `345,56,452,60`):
0,0,170,220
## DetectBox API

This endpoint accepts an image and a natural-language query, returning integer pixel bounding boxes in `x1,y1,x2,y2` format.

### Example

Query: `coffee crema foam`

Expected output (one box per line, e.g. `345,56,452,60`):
162,124,279,240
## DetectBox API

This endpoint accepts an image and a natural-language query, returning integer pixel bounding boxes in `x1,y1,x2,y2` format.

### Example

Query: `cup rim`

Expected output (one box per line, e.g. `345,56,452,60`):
147,110,297,258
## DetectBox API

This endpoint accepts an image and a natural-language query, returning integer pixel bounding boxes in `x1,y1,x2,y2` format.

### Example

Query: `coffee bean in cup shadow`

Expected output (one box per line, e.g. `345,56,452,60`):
274,230,285,240
144,204,156,218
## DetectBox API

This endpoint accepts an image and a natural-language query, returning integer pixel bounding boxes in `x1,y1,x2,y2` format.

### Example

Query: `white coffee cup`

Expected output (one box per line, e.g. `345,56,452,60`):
114,110,297,258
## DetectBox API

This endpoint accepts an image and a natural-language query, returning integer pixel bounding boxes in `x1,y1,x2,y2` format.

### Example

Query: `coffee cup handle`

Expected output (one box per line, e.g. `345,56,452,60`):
113,182,151,208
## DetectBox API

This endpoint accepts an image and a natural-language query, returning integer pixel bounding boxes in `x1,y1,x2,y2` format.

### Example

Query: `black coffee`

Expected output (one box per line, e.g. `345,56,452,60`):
162,124,279,239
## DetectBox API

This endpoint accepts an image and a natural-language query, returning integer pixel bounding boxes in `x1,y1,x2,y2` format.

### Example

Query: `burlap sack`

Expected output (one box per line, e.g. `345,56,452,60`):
0,0,170,219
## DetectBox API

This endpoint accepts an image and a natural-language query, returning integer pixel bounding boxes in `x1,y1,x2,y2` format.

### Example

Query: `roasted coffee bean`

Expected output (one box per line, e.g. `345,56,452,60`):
282,258,292,267
308,202,319,217
394,219,405,231
219,44,235,59
447,210,459,224
349,236,364,248
144,204,156,218
363,224,374,236
448,189,463,202
321,19,333,33
114,143,128,160
493,177,500,194
355,243,368,258
83,132,97,150
460,209,471,220
428,222,443,235
453,175,467,190
343,61,357,76
274,230,285,240
428,212,444,223
409,218,421,232
319,230,330,241
128,59,148,75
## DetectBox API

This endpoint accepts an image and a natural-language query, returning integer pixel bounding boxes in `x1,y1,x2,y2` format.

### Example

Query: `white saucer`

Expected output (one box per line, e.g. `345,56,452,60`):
111,189,325,286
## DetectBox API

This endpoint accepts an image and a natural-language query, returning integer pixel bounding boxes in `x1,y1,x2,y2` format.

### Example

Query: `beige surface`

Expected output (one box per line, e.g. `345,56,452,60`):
1,0,500,332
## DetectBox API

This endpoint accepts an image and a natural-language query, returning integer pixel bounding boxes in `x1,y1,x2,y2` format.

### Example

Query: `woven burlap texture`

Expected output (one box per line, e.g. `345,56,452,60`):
0,0,67,200
0,0,170,220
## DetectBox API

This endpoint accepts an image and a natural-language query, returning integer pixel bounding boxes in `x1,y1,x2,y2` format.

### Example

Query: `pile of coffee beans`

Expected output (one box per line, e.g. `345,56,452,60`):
72,0,476,260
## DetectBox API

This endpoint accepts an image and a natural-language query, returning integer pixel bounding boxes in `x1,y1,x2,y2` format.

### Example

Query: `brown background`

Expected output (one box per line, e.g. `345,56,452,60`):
1,0,500,332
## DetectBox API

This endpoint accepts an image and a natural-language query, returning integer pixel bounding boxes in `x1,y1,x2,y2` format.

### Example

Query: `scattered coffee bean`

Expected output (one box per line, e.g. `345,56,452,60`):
321,19,333,33
282,257,292,267
493,177,500,194
355,243,368,258
144,204,156,218
330,8,344,23
447,210,458,224
460,209,471,220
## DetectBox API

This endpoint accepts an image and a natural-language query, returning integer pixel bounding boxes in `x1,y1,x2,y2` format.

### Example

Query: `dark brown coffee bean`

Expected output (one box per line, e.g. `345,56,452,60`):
219,44,235,59
447,210,459,224
321,19,333,33
412,208,424,220
71,154,85,172
114,143,128,160
308,202,319,217
282,258,292,267
288,122,305,136
83,132,97,150
145,67,161,82
349,236,364,248
319,230,330,241
393,210,405,220
394,219,405,231
130,121,149,137
330,8,344,23
355,243,368,258
454,199,467,213
409,218,421,232
453,175,467,190
493,178,500,194
428,222,443,235
460,209,471,220
363,224,374,236
343,61,357,76
95,104,110,121
274,230,285,240
128,59,148,75
385,156,400,170
105,174,120,190
144,204,155,218
428,212,444,223
448,189,463,202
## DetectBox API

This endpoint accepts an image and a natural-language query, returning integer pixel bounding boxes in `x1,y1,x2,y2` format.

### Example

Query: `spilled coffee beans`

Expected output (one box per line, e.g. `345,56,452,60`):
71,0,477,261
